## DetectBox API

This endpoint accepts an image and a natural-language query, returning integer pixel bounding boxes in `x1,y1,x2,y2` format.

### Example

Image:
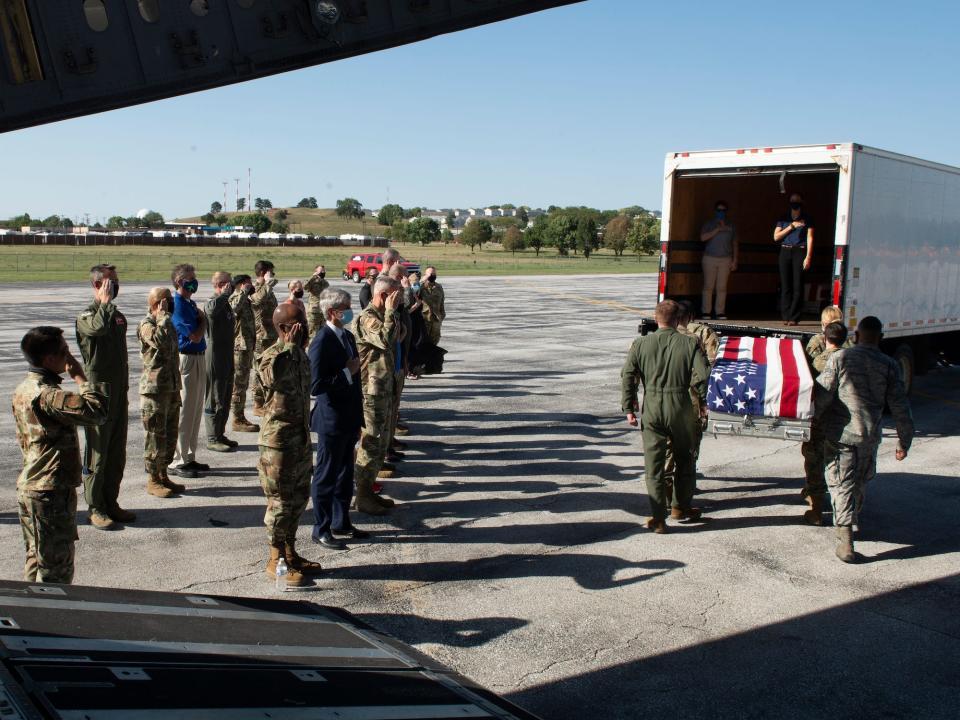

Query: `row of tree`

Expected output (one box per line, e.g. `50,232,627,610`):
0,211,166,230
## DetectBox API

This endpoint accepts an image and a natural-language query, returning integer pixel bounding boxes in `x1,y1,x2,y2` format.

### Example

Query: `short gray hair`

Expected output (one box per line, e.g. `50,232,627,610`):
171,263,195,287
382,248,399,264
373,276,400,296
319,288,351,316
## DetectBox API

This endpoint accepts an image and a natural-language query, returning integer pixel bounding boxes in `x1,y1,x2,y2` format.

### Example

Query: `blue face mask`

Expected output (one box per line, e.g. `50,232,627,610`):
715,210,727,220
411,283,421,293
338,309,354,326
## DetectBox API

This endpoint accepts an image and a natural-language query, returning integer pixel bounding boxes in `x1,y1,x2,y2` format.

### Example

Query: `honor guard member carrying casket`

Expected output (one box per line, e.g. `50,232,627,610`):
621,300,710,534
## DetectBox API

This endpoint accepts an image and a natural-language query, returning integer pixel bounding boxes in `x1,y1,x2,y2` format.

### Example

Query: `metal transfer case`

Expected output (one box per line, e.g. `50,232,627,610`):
708,411,811,442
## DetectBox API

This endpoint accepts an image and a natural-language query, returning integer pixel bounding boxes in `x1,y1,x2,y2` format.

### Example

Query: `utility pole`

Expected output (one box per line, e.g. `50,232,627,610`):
234,178,241,211
222,181,228,215
247,168,251,213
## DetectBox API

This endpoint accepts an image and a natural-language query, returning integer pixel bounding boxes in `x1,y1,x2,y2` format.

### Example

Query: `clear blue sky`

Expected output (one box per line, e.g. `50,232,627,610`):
1,0,956,221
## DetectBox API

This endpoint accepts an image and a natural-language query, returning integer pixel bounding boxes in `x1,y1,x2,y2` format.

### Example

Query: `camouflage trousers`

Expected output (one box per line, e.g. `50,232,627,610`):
307,309,324,344
800,422,828,499
425,318,442,346
252,337,277,408
354,382,394,488
388,369,406,446
824,439,878,527
258,441,312,545
140,392,181,476
231,348,254,415
18,488,78,584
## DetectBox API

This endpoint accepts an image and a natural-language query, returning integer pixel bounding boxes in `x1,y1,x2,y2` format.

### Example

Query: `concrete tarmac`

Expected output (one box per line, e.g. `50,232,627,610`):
1,274,958,719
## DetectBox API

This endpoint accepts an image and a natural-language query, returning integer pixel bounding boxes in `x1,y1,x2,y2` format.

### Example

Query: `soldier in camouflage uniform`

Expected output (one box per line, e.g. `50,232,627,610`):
800,321,847,525
229,274,259,432
805,305,847,362
257,303,323,589
250,260,279,417
419,266,445,345
382,264,412,478
13,326,108,583
137,288,185,499
304,264,330,341
76,263,134,530
814,316,914,563
622,300,710,533
353,276,402,514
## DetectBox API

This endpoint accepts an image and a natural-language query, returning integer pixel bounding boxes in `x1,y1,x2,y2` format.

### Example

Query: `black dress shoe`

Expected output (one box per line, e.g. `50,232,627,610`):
331,526,370,539
170,464,198,479
185,460,210,471
314,531,347,550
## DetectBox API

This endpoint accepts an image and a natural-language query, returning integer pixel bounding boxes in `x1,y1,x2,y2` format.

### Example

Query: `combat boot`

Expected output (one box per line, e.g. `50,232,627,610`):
146,476,174,498
265,545,308,588
252,403,265,417
835,526,855,563
89,510,117,531
378,467,397,479
670,507,703,521
160,470,185,494
355,477,389,516
207,439,233,453
374,494,395,509
232,414,259,432
394,423,410,436
109,506,137,523
803,494,825,526
645,518,667,534
284,543,323,576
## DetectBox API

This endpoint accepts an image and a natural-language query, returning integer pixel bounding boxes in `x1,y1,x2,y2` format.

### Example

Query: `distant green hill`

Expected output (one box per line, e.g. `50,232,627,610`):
175,208,384,236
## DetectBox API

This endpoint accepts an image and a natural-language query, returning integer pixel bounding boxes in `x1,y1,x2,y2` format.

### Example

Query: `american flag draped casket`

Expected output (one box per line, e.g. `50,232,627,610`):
706,336,814,441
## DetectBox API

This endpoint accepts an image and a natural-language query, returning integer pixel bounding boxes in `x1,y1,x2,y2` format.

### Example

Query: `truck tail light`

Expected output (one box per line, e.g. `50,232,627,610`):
832,246,846,306
658,242,668,301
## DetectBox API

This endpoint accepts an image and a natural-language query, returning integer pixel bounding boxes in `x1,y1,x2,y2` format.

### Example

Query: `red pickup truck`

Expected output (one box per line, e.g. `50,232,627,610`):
343,252,420,282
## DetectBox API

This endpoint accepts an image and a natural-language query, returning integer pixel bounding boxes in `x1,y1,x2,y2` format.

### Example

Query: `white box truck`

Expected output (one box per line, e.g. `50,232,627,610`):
654,143,960,393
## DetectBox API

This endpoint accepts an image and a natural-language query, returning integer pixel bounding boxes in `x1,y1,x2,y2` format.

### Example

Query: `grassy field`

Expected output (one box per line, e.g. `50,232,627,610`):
0,244,657,282
175,207,384,237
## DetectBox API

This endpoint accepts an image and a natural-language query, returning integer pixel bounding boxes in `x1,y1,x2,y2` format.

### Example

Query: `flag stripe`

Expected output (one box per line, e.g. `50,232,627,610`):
778,339,799,417
752,336,767,365
763,338,783,417
722,336,741,360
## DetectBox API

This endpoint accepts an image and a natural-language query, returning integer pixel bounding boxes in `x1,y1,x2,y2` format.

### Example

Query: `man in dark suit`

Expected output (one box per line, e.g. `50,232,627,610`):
308,288,366,549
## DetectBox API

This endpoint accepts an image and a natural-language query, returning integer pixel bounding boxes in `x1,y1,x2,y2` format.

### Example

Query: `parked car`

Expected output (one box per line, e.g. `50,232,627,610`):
343,252,420,282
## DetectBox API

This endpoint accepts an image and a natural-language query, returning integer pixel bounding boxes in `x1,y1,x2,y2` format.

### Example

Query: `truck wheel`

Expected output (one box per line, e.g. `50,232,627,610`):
352,270,361,283
893,344,914,396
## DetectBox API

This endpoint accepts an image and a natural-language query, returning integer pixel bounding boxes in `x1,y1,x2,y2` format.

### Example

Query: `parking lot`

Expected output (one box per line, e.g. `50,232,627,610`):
0,274,957,719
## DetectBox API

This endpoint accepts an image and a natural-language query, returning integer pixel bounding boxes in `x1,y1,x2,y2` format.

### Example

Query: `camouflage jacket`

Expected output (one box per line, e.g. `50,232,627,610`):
815,344,914,450
304,273,330,320
228,287,256,353
420,282,445,323
137,313,181,395
806,332,854,363
256,341,311,449
811,345,841,377
13,369,108,493
250,277,279,344
76,300,129,390
355,304,398,396
685,321,719,363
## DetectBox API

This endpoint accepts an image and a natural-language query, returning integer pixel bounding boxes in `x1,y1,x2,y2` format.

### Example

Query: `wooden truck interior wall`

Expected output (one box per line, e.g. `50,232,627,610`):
668,171,840,317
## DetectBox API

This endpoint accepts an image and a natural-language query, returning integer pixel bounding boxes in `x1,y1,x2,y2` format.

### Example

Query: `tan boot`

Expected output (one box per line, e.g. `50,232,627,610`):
109,505,137,523
835,526,855,563
645,517,667,534
284,542,323,576
265,544,308,587
232,414,259,432
375,494,395,508
89,510,117,531
161,470,185,494
355,475,390,516
378,468,396,479
146,475,174,498
670,507,703,521
252,403,265,417
803,494,825,526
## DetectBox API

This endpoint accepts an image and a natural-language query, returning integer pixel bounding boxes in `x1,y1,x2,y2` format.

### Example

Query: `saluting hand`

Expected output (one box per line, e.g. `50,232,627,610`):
95,281,113,305
65,352,86,383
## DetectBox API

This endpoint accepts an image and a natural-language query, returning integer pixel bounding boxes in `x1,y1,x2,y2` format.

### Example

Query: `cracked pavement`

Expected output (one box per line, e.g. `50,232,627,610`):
1,274,958,719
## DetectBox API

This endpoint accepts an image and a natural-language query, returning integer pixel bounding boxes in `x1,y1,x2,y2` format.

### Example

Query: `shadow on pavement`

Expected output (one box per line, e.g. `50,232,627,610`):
506,573,960,720
355,613,529,649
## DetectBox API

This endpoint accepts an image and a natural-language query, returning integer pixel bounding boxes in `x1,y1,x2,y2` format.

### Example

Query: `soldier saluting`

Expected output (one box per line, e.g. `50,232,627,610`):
13,327,107,583
257,303,323,589
621,300,710,533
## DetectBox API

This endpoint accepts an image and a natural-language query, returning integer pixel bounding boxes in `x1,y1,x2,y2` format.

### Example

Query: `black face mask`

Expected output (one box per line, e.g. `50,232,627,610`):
789,202,802,211
319,272,326,279
293,290,304,299
245,286,255,296
426,275,437,283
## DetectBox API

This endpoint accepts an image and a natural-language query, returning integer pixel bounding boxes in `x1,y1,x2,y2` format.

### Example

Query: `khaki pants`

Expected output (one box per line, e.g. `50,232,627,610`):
171,353,206,467
702,255,732,315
